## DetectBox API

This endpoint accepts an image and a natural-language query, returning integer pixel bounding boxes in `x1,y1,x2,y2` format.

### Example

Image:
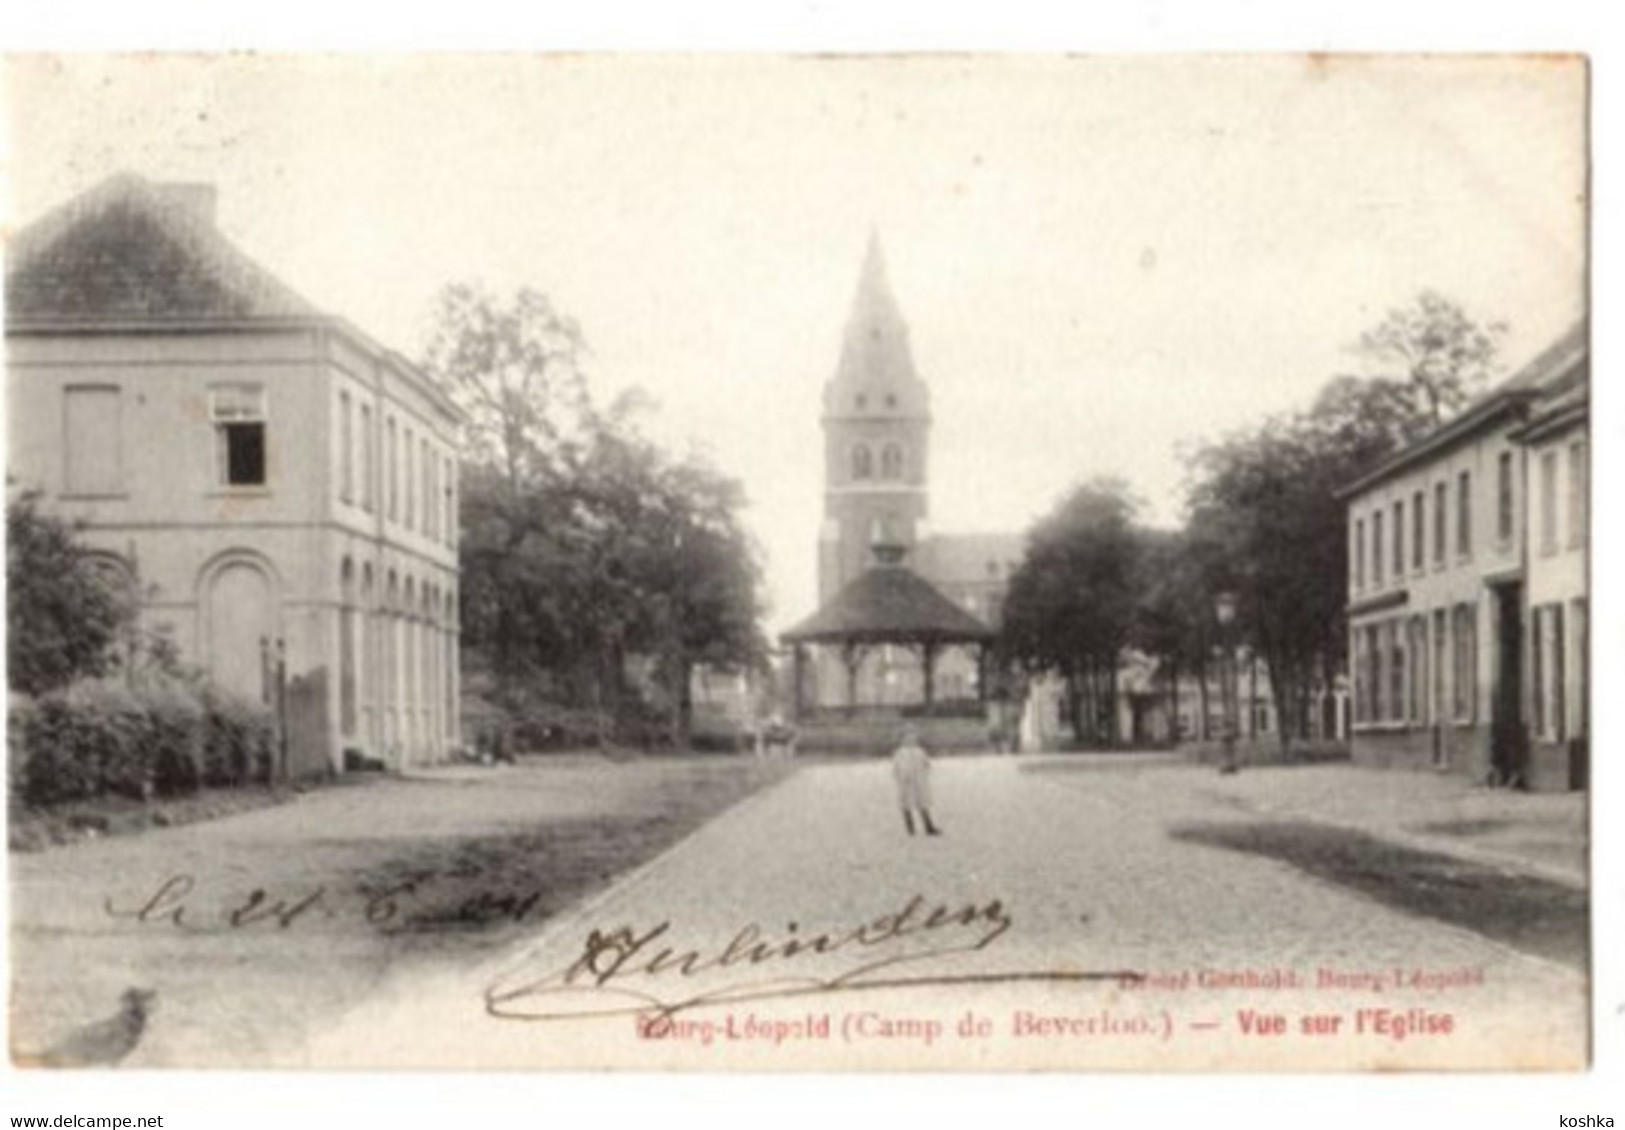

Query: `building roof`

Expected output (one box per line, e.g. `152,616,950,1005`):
1338,321,1588,500
6,172,466,424
5,173,322,324
917,532,1026,587
782,559,994,645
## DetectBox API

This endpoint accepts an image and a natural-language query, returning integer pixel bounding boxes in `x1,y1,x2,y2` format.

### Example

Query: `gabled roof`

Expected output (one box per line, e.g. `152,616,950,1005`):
5,172,322,324
1338,320,1588,500
782,562,993,645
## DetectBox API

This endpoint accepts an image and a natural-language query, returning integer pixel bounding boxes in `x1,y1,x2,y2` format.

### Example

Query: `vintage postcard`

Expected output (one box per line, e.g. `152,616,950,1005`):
2,52,1590,1075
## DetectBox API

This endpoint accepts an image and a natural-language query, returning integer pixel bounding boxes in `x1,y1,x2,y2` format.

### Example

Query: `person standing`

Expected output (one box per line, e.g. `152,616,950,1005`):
891,725,941,836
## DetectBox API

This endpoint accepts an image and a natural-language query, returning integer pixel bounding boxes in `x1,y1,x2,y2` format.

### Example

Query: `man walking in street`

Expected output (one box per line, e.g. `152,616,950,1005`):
892,725,941,836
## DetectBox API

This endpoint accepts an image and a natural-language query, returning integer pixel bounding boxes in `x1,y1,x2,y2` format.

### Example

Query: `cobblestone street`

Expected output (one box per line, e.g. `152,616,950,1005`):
299,755,1588,1071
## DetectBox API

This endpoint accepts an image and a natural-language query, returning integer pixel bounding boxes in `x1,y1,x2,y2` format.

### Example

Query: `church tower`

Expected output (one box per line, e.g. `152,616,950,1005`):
818,235,931,603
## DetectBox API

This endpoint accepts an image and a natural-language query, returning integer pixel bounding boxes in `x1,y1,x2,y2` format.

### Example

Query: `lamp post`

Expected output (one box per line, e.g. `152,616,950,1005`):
1214,592,1240,775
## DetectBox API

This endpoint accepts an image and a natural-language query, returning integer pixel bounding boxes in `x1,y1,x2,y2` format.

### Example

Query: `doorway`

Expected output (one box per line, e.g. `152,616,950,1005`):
1490,582,1526,784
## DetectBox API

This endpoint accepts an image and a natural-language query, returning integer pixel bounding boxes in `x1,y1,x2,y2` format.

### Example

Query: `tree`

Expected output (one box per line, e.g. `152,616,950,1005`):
6,489,133,695
1353,290,1506,427
421,284,765,748
1132,528,1217,741
1001,478,1143,745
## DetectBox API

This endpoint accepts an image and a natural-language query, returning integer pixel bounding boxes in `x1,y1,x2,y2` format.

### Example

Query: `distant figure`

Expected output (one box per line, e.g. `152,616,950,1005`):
31,987,156,1068
891,725,941,836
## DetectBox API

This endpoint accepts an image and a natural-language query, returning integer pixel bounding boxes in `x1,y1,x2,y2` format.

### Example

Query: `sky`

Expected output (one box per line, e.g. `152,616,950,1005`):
1,54,1588,631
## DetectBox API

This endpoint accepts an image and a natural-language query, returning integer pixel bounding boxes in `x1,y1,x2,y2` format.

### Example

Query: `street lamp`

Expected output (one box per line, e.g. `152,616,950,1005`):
1213,592,1240,775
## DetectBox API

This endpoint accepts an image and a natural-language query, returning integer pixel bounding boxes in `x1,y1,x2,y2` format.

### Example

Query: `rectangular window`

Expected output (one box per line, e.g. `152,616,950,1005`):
360,403,375,511
1433,481,1447,565
1432,608,1448,727
1531,606,1546,739
1352,629,1367,725
1497,450,1514,545
1367,624,1382,724
1392,500,1405,580
1353,519,1365,591
1567,441,1586,549
387,418,398,520
339,391,354,504
404,426,416,529
1372,510,1385,586
1551,602,1565,744
421,437,433,537
1572,598,1588,738
63,385,123,495
1456,471,1472,558
210,385,267,487
1411,615,1428,725
1412,490,1425,572
444,455,456,547
1452,603,1476,722
1540,450,1559,555
1389,620,1405,726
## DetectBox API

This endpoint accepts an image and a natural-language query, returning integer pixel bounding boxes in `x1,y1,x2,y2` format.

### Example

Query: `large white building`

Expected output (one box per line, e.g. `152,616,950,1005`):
1341,324,1587,790
6,174,463,774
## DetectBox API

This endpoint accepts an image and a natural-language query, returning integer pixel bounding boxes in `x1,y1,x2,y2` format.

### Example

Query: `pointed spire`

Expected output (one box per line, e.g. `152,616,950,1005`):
833,230,921,391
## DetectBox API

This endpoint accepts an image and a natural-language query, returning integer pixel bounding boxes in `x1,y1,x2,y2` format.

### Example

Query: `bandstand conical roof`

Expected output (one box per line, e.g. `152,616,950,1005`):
782,549,993,646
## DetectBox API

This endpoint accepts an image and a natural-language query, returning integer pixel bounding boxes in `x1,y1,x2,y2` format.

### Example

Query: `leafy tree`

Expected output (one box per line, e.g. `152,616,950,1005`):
421,284,764,748
1176,293,1507,753
1001,478,1143,744
1131,528,1218,740
1353,290,1506,427
6,489,133,695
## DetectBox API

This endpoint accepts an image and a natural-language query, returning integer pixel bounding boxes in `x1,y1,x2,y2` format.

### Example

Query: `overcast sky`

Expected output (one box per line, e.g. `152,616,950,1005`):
3,54,1587,629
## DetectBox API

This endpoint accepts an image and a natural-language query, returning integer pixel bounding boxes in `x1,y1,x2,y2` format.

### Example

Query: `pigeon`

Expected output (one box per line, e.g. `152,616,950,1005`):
28,988,156,1068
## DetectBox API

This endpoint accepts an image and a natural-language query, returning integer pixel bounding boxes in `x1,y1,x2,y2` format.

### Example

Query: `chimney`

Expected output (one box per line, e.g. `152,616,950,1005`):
151,182,218,226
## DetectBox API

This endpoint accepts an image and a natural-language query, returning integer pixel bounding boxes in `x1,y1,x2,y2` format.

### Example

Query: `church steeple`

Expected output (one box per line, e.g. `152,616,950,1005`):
817,234,932,602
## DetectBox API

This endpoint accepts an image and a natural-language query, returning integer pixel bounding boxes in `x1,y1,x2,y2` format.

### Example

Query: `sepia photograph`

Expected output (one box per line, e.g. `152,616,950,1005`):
0,40,1602,1103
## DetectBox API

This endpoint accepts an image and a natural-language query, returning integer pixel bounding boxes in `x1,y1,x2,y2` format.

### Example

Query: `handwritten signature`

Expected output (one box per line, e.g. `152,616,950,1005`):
484,894,1142,1022
104,871,543,932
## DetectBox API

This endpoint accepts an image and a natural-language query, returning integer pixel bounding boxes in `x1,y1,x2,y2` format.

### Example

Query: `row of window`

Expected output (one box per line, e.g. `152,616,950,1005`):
1352,605,1477,728
63,383,272,494
337,388,457,547
851,441,908,482
1353,469,1480,592
1352,440,1587,592
1352,597,1588,742
336,559,457,746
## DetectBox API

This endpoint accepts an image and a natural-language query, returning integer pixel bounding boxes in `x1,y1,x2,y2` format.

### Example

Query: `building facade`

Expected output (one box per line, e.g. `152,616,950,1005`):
1341,325,1587,789
5,174,462,775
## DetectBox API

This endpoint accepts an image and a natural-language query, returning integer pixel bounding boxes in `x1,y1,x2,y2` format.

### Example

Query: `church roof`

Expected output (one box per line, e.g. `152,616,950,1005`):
917,532,1026,587
5,172,323,325
782,560,994,645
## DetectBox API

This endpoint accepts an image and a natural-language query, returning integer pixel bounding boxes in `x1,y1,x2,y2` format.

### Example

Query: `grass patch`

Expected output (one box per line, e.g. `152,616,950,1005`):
7,781,338,852
1170,820,1588,971
351,760,787,962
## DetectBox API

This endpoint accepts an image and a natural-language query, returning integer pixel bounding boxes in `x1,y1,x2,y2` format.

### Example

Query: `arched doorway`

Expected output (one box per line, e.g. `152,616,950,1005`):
201,553,278,704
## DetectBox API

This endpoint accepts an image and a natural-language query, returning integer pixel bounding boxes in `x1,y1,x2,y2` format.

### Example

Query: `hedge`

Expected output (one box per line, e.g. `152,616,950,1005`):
16,676,274,807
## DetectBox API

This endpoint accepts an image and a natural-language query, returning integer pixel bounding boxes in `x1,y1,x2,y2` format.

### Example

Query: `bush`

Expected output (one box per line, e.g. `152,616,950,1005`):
21,679,148,804
199,687,273,787
16,676,274,807
143,679,206,797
